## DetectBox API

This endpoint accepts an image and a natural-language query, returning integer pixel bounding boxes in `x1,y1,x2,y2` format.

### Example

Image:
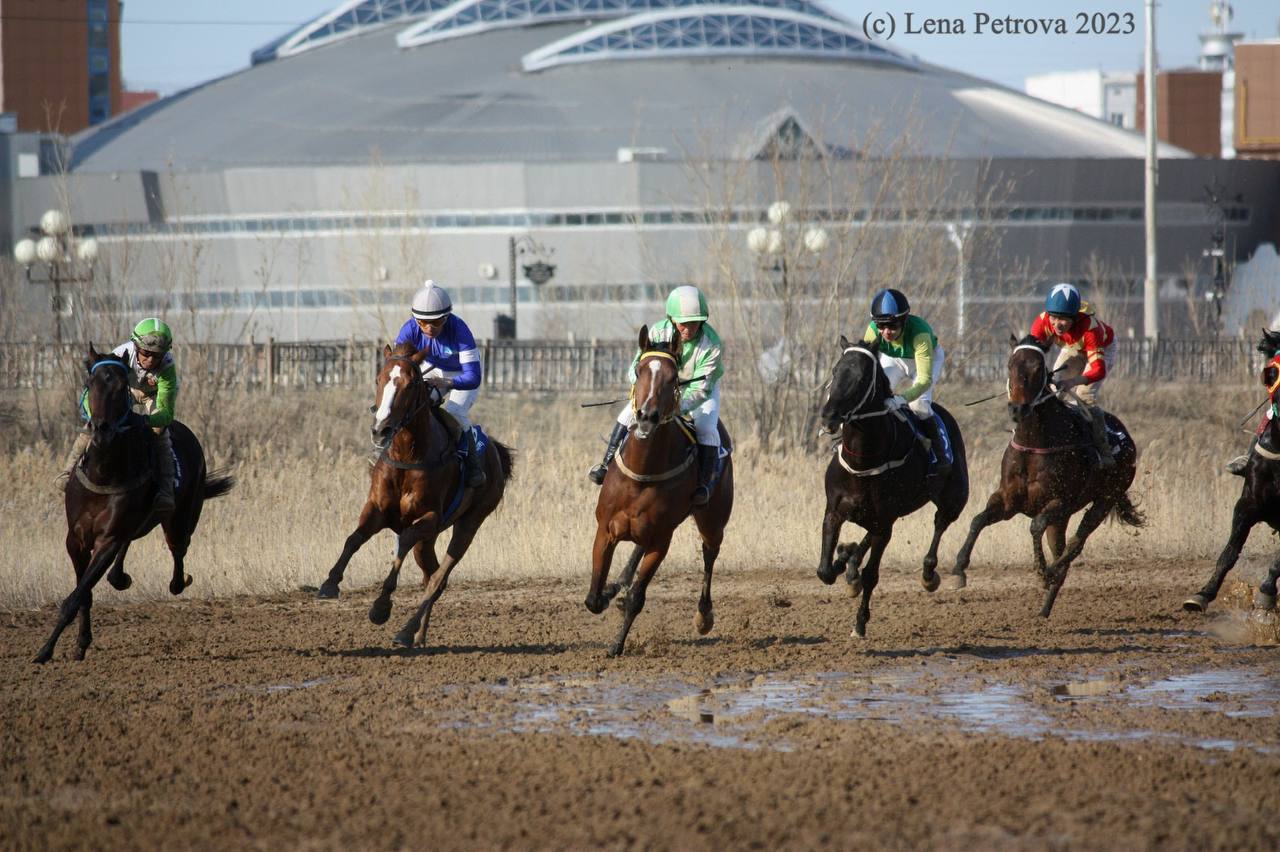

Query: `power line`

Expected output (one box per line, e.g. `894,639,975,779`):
0,14,311,27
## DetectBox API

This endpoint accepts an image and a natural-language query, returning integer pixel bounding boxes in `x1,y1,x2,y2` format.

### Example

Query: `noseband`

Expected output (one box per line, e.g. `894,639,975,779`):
373,356,439,447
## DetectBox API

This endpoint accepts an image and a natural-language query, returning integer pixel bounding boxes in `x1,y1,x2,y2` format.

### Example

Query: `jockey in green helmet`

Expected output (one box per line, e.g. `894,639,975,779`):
588,285,725,505
56,318,179,517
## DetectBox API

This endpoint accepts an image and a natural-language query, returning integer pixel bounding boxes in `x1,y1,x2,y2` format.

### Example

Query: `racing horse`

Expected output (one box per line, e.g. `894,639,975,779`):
315,343,513,649
584,325,734,657
34,346,234,663
817,336,969,638
1184,332,1280,613
947,335,1144,617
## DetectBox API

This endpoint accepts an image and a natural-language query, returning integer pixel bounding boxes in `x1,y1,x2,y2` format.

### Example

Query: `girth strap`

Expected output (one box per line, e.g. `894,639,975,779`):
615,449,696,483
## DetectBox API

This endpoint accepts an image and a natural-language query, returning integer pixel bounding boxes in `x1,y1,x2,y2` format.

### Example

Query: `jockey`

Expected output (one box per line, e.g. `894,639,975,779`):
1030,282,1117,467
863,288,951,475
394,281,486,488
588,285,724,505
56,318,179,516
1226,330,1280,475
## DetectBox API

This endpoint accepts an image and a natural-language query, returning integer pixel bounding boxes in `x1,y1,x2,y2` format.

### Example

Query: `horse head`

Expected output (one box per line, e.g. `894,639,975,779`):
83,345,133,448
1258,328,1280,360
819,335,888,435
630,324,681,441
371,343,437,448
1007,335,1051,423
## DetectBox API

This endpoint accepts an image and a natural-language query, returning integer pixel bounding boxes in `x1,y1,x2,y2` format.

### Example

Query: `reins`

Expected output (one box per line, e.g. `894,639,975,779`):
372,355,451,471
616,350,696,483
831,346,916,477
1007,344,1095,455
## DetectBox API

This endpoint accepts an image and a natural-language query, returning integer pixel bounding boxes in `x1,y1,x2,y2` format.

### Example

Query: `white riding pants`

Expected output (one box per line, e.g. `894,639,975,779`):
878,346,945,419
422,365,477,431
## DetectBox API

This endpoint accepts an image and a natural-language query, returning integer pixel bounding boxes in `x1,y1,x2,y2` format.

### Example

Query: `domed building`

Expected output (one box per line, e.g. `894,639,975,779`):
8,0,1279,342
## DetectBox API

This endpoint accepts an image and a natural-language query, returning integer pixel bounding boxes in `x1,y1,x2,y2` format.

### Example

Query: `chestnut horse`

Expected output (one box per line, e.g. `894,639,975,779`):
817,336,970,638
34,346,234,663
948,336,1143,616
1184,339,1280,613
315,343,513,649
585,325,734,657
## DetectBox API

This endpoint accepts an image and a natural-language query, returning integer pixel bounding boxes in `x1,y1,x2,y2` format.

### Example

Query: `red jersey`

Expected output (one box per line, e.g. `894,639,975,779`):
1030,309,1115,382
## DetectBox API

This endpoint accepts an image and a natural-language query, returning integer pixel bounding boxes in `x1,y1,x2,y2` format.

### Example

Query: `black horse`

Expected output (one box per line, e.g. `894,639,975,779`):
1184,332,1280,613
817,336,969,638
34,346,234,663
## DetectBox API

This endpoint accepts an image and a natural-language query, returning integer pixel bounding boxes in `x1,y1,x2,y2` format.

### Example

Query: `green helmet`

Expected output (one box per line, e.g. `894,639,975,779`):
131,317,173,353
665,285,709,323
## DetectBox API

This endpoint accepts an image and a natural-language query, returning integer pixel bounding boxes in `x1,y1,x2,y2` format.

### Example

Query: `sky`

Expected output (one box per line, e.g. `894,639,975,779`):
121,1,1280,95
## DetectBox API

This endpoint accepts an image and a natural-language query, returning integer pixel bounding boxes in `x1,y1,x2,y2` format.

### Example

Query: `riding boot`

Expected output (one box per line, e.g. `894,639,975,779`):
153,429,176,517
1226,438,1257,476
54,430,93,492
463,427,487,489
1088,409,1115,468
692,444,719,507
919,416,952,476
588,422,628,485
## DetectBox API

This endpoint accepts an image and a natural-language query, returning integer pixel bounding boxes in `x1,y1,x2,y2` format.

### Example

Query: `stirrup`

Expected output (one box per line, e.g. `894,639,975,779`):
588,463,608,485
1226,455,1249,476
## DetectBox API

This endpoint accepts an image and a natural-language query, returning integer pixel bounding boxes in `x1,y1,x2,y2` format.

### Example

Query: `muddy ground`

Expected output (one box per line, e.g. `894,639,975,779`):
3,559,1278,850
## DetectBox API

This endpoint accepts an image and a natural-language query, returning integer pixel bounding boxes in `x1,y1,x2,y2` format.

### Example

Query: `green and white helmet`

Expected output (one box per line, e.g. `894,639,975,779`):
665,285,709,323
131,317,173,353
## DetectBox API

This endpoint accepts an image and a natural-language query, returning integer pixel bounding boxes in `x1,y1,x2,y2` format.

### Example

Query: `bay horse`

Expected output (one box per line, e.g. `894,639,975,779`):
816,336,969,638
584,325,734,657
34,345,234,664
948,335,1144,617
315,343,513,649
1183,336,1280,613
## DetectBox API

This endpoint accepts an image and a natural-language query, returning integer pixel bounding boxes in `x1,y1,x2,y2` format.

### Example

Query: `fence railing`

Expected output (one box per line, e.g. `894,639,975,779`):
0,337,1265,392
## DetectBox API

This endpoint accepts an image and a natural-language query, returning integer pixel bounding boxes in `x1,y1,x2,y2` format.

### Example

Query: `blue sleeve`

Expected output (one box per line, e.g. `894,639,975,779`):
394,319,418,348
451,319,482,391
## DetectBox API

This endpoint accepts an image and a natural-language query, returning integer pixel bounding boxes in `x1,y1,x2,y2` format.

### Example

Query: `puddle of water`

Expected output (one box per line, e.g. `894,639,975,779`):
1052,679,1121,697
263,677,335,693
1127,669,1280,719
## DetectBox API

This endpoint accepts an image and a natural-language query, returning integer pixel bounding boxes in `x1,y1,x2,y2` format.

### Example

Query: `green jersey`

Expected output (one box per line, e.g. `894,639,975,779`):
630,319,724,413
863,314,938,403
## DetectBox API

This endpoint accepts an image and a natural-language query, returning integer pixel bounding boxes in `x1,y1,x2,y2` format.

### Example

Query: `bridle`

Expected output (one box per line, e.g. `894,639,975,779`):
830,347,898,425
630,350,681,428
1008,344,1057,409
829,346,916,477
82,359,137,434
371,355,445,466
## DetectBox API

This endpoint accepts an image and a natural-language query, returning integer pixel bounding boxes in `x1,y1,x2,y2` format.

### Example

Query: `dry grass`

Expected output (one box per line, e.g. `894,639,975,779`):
1,380,1276,610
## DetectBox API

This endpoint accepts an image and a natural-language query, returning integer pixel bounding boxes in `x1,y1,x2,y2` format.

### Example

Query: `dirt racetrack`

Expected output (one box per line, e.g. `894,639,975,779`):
3,558,1278,851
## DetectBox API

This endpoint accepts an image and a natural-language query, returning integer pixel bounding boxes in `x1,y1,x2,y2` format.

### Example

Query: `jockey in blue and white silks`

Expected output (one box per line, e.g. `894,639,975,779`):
393,280,486,487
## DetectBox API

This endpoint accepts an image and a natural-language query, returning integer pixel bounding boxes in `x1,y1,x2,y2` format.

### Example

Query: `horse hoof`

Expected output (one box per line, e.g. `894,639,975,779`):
315,583,339,600
32,649,52,665
941,573,967,591
369,598,392,625
73,647,87,662
695,610,714,636
606,645,624,658
851,623,867,639
816,566,841,586
169,574,192,596
1253,592,1276,612
108,572,132,591
1182,594,1209,613
921,572,940,593
391,631,414,648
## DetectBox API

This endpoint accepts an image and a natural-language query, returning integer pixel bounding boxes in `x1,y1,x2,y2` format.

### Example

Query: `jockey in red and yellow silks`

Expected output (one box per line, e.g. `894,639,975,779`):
1031,283,1118,466
1227,347,1280,475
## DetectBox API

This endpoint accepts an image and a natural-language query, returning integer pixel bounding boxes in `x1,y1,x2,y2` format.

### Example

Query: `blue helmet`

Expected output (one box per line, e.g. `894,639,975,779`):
1045,283,1081,316
870,288,910,322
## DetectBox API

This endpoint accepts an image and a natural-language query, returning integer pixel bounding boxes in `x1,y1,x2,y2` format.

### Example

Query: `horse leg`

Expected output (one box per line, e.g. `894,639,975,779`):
370,516,438,626
163,521,193,596
1040,499,1112,618
609,539,671,658
852,530,891,639
317,503,386,599
1185,498,1259,613
840,535,869,597
68,538,94,661
816,505,845,585
921,500,963,593
1029,500,1068,587
585,526,620,614
1255,552,1280,611
35,539,124,664
948,491,1016,590
1046,521,1067,563
413,541,439,588
692,512,724,636
397,513,487,648
106,541,133,591
610,545,644,612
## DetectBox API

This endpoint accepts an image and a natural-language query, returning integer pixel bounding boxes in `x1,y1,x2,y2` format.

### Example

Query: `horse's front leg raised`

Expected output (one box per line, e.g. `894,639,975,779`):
816,503,845,585
609,538,672,657
370,514,438,627
106,542,133,591
1040,499,1111,618
852,529,892,639
692,512,724,636
611,545,644,612
585,525,620,614
922,497,964,593
948,491,1016,590
1185,498,1259,613
317,503,386,599
35,539,124,664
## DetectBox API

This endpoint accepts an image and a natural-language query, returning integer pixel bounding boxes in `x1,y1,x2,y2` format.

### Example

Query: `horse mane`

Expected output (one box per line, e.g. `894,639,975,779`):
387,342,417,359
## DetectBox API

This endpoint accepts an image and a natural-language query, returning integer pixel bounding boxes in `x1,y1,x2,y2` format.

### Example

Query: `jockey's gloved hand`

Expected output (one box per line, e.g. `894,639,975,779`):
885,395,908,411
1056,376,1085,391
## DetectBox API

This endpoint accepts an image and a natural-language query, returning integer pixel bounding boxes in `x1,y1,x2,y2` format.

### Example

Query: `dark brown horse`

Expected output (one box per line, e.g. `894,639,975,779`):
34,346,234,663
948,335,1144,616
817,336,969,638
315,343,513,649
1184,340,1280,613
585,326,734,657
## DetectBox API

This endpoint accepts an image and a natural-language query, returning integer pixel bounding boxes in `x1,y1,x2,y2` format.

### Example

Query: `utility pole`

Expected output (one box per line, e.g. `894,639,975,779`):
1143,0,1159,340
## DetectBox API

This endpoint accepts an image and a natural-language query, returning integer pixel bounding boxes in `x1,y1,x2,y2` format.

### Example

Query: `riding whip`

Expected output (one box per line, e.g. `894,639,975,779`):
963,364,1069,407
580,372,708,408
1236,397,1269,430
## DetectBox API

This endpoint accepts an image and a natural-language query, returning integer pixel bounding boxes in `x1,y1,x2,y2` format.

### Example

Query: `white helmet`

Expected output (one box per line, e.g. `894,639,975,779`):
411,280,452,321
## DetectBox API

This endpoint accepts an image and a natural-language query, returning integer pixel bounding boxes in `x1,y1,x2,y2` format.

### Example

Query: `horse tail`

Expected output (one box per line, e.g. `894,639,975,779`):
203,469,236,501
494,441,515,482
1110,491,1146,528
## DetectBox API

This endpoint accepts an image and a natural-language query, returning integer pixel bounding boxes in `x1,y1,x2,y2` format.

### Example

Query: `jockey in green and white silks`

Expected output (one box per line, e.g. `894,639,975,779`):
862,288,951,475
588,285,725,505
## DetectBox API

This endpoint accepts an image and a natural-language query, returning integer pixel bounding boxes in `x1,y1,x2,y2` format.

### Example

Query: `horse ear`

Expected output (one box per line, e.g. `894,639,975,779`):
839,334,850,350
868,337,879,355
410,349,430,364
86,344,99,372
638,324,650,352
1008,333,1018,349
382,343,392,359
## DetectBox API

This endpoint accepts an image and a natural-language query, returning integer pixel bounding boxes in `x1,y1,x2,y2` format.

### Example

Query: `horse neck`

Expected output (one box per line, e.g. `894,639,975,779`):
390,406,445,463
840,406,899,459
83,424,148,482
1013,395,1077,445
618,418,686,474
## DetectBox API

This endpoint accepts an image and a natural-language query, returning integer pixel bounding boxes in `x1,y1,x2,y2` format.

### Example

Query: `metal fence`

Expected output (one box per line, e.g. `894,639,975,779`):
0,336,1264,392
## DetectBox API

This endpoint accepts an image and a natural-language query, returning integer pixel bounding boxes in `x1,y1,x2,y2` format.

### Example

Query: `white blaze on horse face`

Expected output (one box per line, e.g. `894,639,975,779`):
642,359,661,411
375,365,402,426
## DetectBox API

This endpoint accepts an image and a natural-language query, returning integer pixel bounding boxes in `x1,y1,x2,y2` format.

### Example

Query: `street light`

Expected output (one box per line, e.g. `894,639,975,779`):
745,200,828,292
503,235,555,340
13,208,98,345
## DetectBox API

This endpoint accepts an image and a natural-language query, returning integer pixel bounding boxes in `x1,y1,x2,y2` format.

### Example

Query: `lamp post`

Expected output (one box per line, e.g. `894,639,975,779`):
746,201,828,383
13,209,98,345
504,235,555,340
